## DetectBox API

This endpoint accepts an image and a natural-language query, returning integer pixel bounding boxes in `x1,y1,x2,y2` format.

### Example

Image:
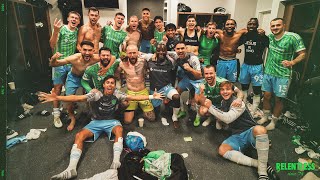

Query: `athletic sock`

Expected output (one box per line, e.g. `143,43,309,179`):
223,150,258,167
51,144,81,180
251,95,261,114
256,134,269,176
110,137,123,169
266,115,279,130
180,98,185,111
172,108,180,122
243,90,248,103
53,108,61,117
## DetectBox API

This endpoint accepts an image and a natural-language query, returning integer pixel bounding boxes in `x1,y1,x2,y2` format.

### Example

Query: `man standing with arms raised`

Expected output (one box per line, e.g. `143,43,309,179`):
49,11,80,128
138,8,155,53
258,18,306,130
77,7,101,52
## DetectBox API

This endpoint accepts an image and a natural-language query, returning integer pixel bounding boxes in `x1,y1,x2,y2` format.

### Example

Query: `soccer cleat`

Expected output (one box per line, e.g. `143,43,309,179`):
258,174,269,180
51,168,77,180
177,110,186,119
267,164,279,180
202,118,212,127
193,116,200,127
53,116,63,128
6,127,18,140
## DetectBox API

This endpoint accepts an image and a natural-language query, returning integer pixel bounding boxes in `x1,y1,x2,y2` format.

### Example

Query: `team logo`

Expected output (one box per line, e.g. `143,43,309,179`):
111,99,117,105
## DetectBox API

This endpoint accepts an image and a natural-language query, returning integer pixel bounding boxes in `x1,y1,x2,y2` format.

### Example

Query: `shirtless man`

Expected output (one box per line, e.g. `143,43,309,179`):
215,19,247,82
49,11,80,128
124,15,141,50
50,41,101,131
77,7,101,52
117,45,156,124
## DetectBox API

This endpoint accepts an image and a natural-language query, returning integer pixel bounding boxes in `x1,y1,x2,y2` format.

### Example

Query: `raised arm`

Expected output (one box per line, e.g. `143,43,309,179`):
77,26,86,52
49,18,63,49
38,89,87,103
49,52,79,67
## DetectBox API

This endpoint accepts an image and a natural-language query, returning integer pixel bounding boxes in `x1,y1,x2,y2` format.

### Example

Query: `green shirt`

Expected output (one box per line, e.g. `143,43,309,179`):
265,32,305,78
54,25,78,60
203,76,227,106
151,30,166,53
198,35,219,65
81,60,120,92
101,26,127,58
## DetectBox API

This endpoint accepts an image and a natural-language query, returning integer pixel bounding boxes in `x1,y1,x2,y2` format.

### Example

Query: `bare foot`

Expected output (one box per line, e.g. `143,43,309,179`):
67,119,76,131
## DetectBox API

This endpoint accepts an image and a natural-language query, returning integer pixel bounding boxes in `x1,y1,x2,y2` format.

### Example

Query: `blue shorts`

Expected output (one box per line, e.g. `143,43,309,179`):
217,59,238,82
177,77,202,94
140,39,151,53
222,127,255,152
262,74,290,98
176,66,185,79
52,65,72,85
239,63,264,86
65,72,82,95
84,120,122,142
150,84,178,107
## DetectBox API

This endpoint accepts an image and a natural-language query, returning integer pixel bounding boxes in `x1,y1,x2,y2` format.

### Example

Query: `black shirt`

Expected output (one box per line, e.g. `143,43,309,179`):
166,35,181,51
86,90,127,120
147,55,175,90
240,31,269,65
183,29,199,46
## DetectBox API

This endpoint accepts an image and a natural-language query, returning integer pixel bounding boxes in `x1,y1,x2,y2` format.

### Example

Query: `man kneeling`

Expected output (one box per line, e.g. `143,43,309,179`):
202,81,278,180
39,75,163,180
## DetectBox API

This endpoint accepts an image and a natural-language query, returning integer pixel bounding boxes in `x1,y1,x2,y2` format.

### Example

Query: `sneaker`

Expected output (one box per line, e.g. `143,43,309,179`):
193,116,200,127
202,118,212,127
6,127,18,140
53,116,63,128
267,164,279,180
216,121,222,130
257,117,268,125
177,110,186,119
161,117,169,126
266,120,276,130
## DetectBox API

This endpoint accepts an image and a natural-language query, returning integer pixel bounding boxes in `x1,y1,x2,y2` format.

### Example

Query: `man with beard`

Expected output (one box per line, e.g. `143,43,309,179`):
198,65,243,127
49,11,80,128
39,75,164,180
117,45,156,124
50,41,100,131
173,42,203,127
257,18,306,130
215,19,248,82
101,12,127,58
81,47,118,93
238,18,269,116
77,7,101,52
201,81,278,180
138,8,155,53
124,15,141,49
198,22,219,66
146,43,181,128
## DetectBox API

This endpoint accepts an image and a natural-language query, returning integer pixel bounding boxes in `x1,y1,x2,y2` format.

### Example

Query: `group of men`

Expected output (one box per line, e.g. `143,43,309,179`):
40,6,305,180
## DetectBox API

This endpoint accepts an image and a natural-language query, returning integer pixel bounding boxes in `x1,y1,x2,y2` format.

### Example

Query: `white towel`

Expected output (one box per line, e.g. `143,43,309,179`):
26,128,47,140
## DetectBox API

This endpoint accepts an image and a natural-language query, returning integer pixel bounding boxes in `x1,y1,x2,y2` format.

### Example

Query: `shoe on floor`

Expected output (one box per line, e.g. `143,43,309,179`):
193,116,200,127
177,110,186,119
53,116,63,128
173,121,180,129
267,164,279,180
7,127,18,140
202,118,212,127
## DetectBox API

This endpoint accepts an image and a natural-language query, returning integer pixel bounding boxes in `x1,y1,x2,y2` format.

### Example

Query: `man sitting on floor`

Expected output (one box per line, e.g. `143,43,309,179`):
202,81,278,180
38,75,163,180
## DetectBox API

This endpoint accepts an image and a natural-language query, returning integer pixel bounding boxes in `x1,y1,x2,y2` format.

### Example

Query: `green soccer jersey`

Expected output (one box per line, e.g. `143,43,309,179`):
198,35,219,65
265,32,306,78
81,60,120,92
151,30,166,53
203,76,227,106
101,26,127,59
54,25,78,60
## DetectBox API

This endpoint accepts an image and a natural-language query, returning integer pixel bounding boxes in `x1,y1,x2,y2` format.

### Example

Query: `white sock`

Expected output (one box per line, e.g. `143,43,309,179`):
256,134,269,176
172,108,180,122
243,90,248,103
180,98,185,111
53,108,60,117
51,144,81,180
223,150,258,167
251,95,260,114
110,137,123,169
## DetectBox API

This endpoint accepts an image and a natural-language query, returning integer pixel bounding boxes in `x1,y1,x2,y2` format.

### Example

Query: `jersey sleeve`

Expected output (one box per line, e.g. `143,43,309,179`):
114,89,127,101
189,56,201,71
86,91,103,102
208,101,246,124
292,34,306,52
81,69,92,93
